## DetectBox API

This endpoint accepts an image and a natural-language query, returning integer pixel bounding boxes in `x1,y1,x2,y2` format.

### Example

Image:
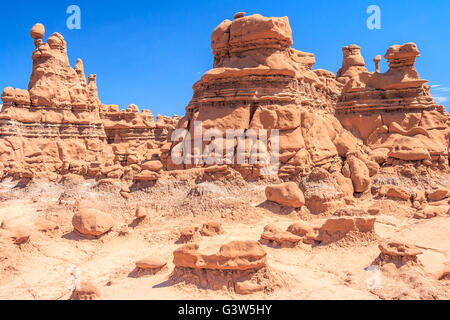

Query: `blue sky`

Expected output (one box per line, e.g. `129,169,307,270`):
1,0,449,115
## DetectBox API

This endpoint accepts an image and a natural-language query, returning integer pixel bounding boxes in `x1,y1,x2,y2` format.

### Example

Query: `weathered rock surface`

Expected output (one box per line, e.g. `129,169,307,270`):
171,240,280,294
260,224,302,247
173,241,267,271
135,257,167,270
318,217,376,244
200,222,224,236
72,208,114,237
265,182,305,208
378,241,423,264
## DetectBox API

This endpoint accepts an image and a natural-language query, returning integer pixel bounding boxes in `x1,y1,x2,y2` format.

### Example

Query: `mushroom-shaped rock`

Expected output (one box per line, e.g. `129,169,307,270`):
72,209,114,237
70,281,102,300
265,182,305,208
378,241,422,260
30,23,45,39
373,55,381,73
135,257,167,270
171,241,272,293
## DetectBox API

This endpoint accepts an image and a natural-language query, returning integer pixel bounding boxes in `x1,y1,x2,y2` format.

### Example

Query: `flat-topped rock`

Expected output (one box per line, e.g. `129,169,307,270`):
135,257,167,270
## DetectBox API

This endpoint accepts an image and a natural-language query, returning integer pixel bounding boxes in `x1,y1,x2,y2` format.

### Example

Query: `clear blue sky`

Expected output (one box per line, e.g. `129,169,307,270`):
1,0,449,115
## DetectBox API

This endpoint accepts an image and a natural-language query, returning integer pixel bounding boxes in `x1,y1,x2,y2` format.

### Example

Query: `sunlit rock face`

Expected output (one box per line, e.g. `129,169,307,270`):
0,24,175,182
0,14,448,186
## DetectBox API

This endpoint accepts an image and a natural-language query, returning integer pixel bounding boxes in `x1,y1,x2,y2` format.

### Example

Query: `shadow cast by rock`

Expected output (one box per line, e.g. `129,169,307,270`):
256,201,295,215
62,230,107,241
128,266,166,278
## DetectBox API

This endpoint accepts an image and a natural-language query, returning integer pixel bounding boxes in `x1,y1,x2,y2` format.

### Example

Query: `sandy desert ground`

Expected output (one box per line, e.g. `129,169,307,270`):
0,173,448,300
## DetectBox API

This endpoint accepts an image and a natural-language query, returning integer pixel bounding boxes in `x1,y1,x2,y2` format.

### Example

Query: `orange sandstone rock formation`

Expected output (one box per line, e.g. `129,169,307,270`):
171,241,280,294
0,24,177,183
0,14,448,205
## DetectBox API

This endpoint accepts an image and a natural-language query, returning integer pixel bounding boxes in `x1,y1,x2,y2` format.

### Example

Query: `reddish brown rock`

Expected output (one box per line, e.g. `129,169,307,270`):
378,185,411,201
30,23,45,39
141,160,163,172
318,217,376,244
260,224,302,247
265,182,305,208
200,222,224,237
173,241,267,271
134,170,159,181
135,257,167,270
72,208,114,237
286,222,320,244
10,228,31,245
378,241,422,264
343,154,370,193
171,240,278,294
427,188,449,201
178,226,201,243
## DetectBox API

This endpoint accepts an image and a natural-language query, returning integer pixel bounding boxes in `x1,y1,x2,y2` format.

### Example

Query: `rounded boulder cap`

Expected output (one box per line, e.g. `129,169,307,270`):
234,12,246,20
373,55,382,62
30,23,45,40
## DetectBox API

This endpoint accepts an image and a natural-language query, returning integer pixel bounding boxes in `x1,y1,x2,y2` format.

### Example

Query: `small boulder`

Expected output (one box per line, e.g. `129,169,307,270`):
134,170,159,181
200,222,224,237
265,182,305,208
141,160,163,172
135,207,147,219
427,188,449,201
378,185,411,201
345,155,370,193
30,23,45,39
72,209,114,237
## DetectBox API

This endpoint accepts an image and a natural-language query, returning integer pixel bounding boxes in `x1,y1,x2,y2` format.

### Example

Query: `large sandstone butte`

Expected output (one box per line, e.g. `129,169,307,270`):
0,24,177,183
162,13,449,181
1,15,449,206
